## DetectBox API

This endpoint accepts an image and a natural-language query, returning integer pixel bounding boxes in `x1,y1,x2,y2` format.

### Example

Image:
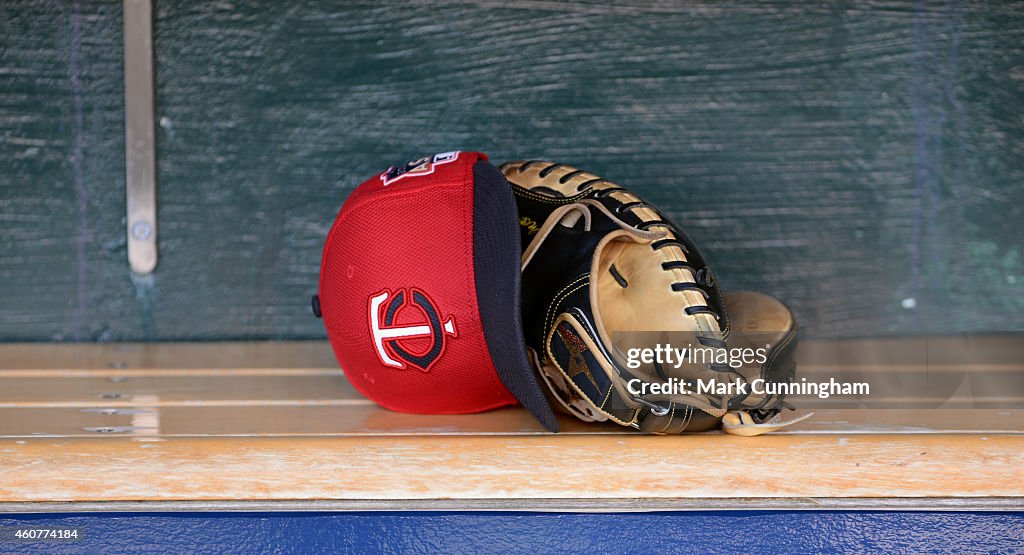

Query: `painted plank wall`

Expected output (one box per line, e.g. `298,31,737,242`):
2,1,1022,341
1,511,1023,554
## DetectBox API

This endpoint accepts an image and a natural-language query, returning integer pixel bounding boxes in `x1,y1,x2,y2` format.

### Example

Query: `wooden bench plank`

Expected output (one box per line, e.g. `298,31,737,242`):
2,337,1020,371
3,341,1021,412
0,375,363,405
0,341,336,370
0,408,1019,438
4,369,1018,408
0,435,1020,505
0,341,1020,510
0,406,564,437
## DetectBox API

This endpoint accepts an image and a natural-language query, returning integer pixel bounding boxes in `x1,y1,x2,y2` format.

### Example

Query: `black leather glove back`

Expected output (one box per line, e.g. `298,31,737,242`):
503,160,807,435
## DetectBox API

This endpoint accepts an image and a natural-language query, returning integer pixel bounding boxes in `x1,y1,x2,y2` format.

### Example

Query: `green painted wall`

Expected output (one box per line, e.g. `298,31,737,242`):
1,0,1022,341
1,1,127,341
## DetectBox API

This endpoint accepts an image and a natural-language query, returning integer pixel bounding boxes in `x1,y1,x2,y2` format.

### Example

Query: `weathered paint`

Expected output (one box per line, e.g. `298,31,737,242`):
2,1,1023,341
0,511,1022,554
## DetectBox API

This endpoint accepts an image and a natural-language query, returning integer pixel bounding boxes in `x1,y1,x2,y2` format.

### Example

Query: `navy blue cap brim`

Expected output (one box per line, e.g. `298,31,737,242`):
472,160,559,432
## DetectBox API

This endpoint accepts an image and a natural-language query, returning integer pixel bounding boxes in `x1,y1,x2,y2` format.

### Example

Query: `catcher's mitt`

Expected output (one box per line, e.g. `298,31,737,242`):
501,160,809,435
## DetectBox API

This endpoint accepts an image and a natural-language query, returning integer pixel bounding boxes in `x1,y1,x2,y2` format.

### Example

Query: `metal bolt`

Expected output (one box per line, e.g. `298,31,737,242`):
131,220,153,241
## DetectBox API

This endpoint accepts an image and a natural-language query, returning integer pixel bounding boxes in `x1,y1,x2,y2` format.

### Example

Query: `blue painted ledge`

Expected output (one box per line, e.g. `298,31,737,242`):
1,511,1022,554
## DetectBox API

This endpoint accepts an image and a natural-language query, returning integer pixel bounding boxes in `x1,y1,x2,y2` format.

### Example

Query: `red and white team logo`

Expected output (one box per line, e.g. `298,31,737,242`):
368,288,457,372
379,151,460,186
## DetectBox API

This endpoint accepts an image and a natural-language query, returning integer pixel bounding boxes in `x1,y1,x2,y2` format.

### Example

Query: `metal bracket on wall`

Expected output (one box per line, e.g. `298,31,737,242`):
123,0,158,274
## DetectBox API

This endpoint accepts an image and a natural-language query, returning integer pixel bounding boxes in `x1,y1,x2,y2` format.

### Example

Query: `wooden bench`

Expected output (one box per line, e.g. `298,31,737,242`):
1,341,1021,513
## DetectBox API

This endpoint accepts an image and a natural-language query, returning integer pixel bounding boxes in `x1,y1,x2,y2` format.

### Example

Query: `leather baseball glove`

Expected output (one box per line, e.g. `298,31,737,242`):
501,160,810,435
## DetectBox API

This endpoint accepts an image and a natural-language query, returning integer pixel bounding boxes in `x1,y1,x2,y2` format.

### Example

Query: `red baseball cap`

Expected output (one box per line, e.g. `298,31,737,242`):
314,151,558,432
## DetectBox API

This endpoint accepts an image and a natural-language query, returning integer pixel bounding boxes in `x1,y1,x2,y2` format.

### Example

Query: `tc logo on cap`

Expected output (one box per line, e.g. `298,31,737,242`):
368,288,457,372
380,151,460,186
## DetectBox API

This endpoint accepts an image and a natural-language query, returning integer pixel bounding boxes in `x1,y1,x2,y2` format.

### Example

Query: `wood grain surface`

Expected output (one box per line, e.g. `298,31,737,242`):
2,434,1021,505
0,341,1020,509
2,1,1023,341
2,406,1021,437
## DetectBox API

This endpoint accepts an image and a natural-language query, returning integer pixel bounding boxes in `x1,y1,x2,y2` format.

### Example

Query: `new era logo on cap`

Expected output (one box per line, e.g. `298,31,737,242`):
316,151,558,431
